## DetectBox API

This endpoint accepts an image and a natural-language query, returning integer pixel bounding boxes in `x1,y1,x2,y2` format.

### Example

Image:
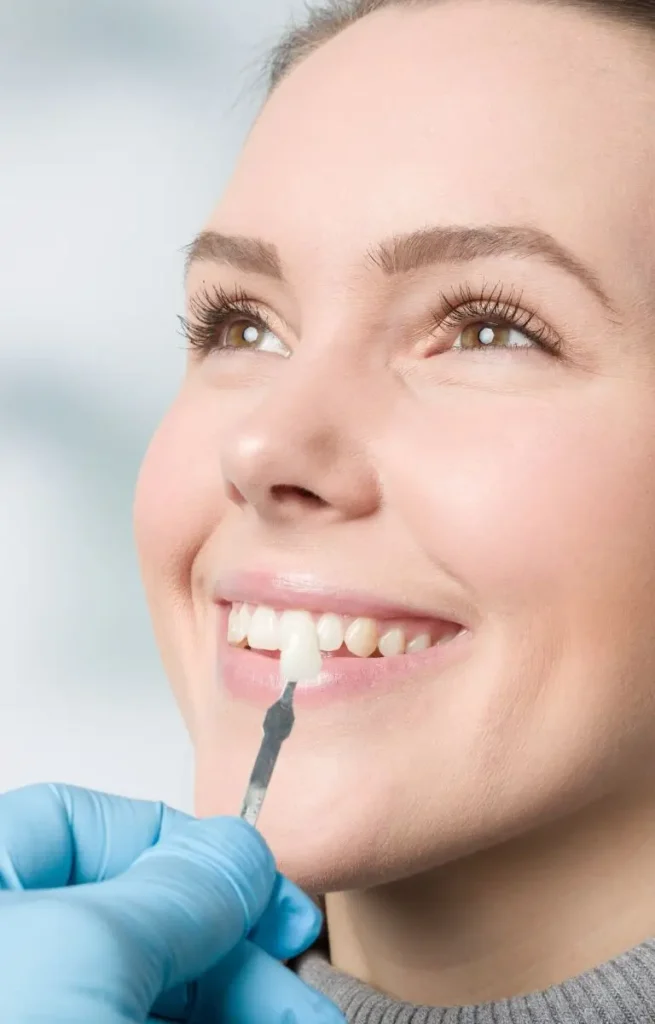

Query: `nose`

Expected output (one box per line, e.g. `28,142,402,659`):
219,358,380,527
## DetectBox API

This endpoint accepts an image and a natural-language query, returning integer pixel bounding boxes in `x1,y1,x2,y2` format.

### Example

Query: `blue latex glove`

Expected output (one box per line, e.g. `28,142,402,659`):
0,783,344,1023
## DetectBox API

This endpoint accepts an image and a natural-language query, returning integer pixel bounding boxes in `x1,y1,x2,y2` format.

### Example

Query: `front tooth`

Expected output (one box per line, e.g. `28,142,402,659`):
228,605,247,644
247,605,279,650
239,603,252,639
378,628,405,657
280,633,323,683
344,617,378,657
279,609,316,647
317,613,344,652
406,633,430,653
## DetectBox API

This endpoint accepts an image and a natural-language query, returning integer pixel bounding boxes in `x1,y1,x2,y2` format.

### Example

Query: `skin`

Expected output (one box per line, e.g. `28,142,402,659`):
134,0,655,1007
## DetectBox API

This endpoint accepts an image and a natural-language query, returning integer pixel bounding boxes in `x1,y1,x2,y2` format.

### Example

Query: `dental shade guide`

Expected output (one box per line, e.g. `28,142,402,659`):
239,628,323,828
239,679,298,827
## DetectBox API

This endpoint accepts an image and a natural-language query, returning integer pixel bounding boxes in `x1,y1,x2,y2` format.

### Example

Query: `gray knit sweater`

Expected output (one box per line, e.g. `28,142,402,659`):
297,941,655,1023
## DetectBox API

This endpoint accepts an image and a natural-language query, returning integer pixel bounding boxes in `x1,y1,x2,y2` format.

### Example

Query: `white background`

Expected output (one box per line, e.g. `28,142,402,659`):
0,0,305,809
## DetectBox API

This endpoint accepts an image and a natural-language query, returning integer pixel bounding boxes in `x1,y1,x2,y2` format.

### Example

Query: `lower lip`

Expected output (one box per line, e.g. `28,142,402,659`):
215,606,468,709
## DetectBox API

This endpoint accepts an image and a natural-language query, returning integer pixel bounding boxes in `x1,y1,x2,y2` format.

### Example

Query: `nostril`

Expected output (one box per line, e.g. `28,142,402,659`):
226,481,247,506
270,484,325,507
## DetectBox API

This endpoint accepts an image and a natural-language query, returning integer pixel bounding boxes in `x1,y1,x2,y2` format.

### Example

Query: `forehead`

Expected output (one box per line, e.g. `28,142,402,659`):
215,0,655,293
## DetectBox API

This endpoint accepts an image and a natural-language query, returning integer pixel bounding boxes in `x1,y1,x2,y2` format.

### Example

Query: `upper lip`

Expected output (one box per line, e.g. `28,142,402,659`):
213,570,465,625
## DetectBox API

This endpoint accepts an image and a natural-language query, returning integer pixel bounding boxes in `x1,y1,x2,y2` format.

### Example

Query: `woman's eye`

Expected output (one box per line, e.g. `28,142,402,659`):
225,318,289,357
453,322,533,351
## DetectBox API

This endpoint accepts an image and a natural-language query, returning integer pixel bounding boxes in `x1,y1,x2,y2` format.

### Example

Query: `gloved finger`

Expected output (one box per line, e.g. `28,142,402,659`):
249,874,323,960
79,816,277,1019
151,874,323,1019
0,871,323,962
187,939,346,1023
150,942,345,1023
0,783,191,889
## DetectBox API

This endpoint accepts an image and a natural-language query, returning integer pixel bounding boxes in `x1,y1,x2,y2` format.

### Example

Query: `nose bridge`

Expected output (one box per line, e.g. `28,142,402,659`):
220,348,380,523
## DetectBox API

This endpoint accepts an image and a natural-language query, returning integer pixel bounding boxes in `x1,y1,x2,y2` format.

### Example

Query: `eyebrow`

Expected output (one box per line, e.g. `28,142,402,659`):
184,224,612,310
184,231,284,280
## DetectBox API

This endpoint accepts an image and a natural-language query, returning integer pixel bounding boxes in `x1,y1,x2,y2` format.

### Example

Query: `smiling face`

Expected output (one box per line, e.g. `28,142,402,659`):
134,0,655,892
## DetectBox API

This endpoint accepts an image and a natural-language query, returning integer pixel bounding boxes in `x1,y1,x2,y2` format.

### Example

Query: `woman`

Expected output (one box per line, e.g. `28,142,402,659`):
135,0,655,1017
3,0,654,1021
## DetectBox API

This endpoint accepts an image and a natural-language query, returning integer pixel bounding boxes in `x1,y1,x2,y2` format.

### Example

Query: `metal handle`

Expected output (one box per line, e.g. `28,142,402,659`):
240,681,297,828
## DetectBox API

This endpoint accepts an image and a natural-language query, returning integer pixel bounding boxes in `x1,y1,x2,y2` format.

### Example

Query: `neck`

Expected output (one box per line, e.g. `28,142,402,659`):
326,790,655,1006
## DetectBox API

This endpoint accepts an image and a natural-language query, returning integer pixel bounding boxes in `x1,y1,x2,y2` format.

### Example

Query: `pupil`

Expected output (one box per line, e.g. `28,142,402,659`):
478,326,495,345
243,325,259,343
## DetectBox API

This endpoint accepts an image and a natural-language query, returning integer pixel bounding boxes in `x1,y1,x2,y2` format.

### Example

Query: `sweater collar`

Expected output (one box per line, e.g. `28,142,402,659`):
296,939,655,1023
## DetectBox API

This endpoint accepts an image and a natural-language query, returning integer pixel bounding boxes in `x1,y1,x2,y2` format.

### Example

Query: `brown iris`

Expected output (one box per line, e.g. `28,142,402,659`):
226,320,262,348
458,323,515,349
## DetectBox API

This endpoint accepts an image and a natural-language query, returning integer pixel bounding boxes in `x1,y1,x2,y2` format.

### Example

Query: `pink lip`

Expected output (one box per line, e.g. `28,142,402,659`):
213,571,470,709
214,570,464,623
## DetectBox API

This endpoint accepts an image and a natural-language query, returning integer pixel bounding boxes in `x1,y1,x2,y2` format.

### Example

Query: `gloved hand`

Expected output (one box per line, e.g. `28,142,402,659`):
0,783,344,1023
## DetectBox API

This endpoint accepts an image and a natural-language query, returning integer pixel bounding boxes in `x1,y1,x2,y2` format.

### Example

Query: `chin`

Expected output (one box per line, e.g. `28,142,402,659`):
193,752,382,893
193,724,616,899
193,736,474,895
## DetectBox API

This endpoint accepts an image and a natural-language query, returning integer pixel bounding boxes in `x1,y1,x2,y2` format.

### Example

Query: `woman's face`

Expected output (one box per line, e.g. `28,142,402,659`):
135,0,655,891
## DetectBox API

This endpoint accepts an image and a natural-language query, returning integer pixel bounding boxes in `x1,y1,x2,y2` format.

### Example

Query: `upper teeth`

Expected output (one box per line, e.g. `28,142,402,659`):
227,603,447,659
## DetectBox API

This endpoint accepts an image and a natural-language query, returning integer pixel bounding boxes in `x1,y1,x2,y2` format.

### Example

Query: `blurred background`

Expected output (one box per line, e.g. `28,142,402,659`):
0,0,305,809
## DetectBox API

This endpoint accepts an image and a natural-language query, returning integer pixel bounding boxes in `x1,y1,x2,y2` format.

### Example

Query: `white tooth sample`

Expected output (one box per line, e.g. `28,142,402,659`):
344,617,378,658
378,628,405,657
280,632,323,683
247,605,280,650
278,610,323,681
278,609,316,647
239,604,252,639
227,606,247,644
406,633,431,653
316,612,344,652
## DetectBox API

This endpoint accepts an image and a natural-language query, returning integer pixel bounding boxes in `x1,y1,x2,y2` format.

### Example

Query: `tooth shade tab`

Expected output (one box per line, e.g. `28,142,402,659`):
280,631,323,683
279,609,315,647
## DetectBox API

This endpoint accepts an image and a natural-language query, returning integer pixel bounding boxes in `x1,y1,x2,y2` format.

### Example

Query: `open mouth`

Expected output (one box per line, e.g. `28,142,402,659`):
226,602,461,661
215,574,468,705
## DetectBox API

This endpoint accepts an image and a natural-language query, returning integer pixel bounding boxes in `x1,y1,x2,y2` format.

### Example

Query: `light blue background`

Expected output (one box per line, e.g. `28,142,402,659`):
0,0,305,807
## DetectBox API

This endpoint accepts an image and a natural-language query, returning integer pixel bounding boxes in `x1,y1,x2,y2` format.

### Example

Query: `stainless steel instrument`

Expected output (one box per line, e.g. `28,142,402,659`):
239,680,297,827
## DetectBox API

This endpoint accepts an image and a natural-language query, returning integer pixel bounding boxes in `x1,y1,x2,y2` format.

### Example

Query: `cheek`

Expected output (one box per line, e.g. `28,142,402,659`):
134,392,227,588
388,388,655,614
133,390,230,725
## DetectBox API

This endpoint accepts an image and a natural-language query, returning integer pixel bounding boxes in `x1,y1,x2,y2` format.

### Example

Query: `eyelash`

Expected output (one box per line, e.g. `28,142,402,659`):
180,282,560,357
434,281,559,353
180,285,268,353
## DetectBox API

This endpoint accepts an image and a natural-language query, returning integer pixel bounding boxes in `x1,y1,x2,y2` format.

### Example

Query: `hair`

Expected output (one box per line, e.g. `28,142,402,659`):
264,0,655,94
